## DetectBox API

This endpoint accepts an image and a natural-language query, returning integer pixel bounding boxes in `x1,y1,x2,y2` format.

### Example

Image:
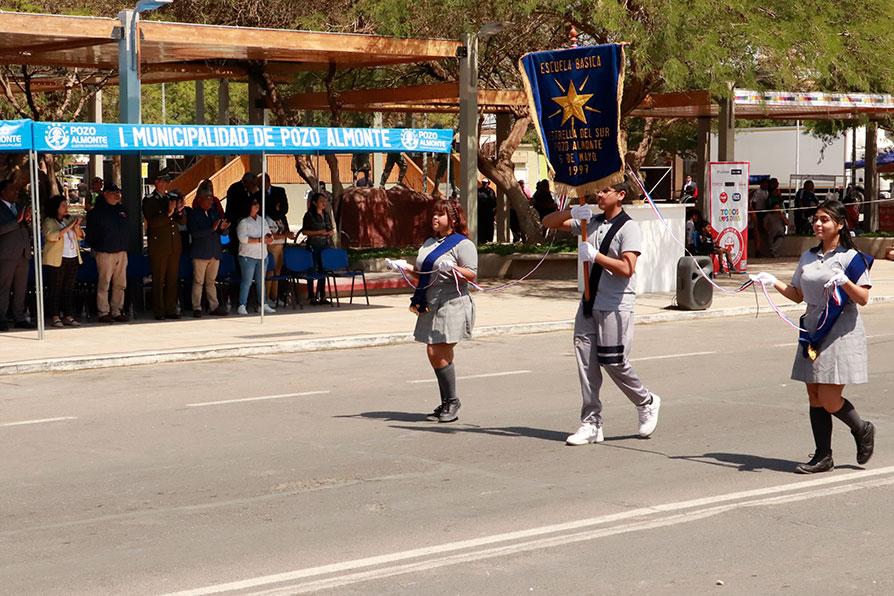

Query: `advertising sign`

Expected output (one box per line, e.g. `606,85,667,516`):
32,122,452,155
0,120,31,152
708,162,750,271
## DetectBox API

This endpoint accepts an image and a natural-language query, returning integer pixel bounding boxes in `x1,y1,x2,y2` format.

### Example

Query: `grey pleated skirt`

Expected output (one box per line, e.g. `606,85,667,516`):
414,294,476,344
791,302,868,385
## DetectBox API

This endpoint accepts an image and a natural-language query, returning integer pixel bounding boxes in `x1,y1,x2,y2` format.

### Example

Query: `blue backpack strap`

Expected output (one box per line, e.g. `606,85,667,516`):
798,251,872,358
410,233,467,314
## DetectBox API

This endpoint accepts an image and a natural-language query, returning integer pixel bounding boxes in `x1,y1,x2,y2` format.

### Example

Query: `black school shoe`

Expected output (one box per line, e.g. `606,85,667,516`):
795,452,834,474
426,404,444,422
438,399,461,423
854,421,876,465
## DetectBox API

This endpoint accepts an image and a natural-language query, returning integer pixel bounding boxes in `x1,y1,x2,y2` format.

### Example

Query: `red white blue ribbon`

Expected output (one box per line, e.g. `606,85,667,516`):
626,166,807,332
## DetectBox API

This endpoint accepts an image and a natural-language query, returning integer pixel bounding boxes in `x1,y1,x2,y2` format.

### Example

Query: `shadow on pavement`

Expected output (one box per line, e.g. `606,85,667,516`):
388,424,569,442
672,452,801,472
344,412,568,441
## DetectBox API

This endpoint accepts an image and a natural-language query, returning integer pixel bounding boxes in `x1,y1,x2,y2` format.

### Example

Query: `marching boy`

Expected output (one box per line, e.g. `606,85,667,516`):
542,177,661,445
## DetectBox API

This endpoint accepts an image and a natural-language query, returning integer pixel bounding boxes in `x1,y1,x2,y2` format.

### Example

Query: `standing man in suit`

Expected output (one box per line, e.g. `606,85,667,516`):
257,173,291,306
0,180,34,331
143,169,186,320
225,172,257,242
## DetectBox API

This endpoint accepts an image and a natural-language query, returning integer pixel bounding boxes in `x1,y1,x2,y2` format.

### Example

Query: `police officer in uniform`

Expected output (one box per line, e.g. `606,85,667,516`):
143,169,186,320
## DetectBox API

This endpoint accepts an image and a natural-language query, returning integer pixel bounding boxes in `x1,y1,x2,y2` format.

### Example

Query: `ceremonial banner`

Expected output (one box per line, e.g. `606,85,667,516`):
708,162,750,272
519,44,625,197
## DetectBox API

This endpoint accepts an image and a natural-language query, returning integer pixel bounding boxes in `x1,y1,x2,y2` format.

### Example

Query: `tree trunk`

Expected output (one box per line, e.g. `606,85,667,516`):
0,154,30,190
477,114,544,243
39,153,61,202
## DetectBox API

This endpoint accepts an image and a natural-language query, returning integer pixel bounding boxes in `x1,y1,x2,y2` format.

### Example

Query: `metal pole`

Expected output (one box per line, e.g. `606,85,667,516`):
458,32,479,242
446,132,453,197
30,150,45,339
118,8,144,254
260,149,266,324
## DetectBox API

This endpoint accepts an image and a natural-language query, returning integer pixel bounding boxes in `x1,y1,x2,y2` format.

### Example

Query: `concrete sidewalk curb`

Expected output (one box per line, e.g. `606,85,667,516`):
5,296,893,376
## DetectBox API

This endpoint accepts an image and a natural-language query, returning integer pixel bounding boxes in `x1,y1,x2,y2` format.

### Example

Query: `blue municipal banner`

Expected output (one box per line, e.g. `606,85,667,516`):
32,122,452,155
0,119,32,152
519,44,625,197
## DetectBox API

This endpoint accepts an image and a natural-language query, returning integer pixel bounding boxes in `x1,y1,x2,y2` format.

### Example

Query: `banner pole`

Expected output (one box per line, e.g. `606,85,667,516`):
580,194,590,301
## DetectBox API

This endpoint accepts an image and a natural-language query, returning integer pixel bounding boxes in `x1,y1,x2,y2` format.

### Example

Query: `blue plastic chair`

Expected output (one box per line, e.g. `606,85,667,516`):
320,248,368,306
215,253,239,309
265,252,293,307
283,247,331,309
126,252,152,313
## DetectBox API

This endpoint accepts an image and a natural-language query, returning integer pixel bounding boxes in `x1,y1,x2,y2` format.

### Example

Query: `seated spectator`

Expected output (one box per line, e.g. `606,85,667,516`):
41,194,84,327
187,189,230,317
235,197,275,315
301,192,334,305
693,220,736,275
85,183,130,323
763,203,790,258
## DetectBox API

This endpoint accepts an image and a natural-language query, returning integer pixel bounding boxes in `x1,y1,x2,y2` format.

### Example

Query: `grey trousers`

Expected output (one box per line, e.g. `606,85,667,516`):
0,256,29,323
574,307,650,424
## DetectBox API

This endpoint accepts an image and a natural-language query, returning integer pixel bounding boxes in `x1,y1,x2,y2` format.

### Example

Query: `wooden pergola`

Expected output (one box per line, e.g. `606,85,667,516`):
0,12,462,83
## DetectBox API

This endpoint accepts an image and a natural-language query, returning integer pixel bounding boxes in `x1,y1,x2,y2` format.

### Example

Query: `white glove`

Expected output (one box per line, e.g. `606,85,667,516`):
437,260,456,273
824,270,849,289
385,258,408,271
578,242,598,263
748,272,778,286
570,205,592,220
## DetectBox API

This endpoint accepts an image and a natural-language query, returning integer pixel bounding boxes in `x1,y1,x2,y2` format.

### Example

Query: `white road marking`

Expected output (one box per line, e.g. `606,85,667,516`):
158,466,894,596
0,416,77,428
407,370,531,384
631,351,715,362
185,392,330,408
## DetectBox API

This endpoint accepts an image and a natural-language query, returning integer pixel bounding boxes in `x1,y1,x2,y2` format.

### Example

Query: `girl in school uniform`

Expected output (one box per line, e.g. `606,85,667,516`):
390,198,477,423
751,200,875,474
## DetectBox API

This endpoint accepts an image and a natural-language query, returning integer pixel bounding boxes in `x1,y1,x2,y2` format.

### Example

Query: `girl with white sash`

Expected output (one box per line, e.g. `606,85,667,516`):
389,198,477,423
751,200,875,474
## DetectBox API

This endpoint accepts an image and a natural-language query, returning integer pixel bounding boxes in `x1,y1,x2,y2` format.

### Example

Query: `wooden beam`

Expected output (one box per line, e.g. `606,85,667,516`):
139,21,461,62
13,37,115,57
0,13,117,40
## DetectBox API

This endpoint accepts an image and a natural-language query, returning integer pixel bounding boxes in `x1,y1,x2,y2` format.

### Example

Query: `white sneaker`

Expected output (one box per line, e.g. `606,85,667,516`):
566,422,604,446
263,303,276,313
637,394,661,437
265,300,276,308
237,304,248,315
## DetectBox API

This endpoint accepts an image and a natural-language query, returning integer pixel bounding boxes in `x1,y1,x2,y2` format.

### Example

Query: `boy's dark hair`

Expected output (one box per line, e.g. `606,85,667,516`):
611,176,639,201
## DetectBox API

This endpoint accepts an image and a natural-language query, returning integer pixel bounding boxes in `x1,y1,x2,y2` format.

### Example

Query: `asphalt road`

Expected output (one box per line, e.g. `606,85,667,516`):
3,306,894,596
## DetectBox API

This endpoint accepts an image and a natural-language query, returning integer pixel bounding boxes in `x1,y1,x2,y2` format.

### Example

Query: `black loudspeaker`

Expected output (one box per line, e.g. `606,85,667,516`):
676,256,714,310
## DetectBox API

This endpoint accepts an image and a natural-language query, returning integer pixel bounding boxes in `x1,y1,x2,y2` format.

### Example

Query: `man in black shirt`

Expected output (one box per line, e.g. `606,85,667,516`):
477,180,497,244
87,183,131,322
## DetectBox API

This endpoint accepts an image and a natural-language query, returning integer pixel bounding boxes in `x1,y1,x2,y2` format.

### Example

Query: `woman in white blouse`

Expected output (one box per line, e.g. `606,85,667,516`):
41,194,84,327
235,196,274,315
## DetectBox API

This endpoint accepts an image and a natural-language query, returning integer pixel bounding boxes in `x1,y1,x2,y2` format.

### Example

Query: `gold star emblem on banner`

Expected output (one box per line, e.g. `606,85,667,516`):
549,79,598,126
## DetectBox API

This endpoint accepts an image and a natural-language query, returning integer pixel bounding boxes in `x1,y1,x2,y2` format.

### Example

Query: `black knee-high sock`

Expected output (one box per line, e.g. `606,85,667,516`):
832,399,864,433
434,363,456,404
810,406,833,457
